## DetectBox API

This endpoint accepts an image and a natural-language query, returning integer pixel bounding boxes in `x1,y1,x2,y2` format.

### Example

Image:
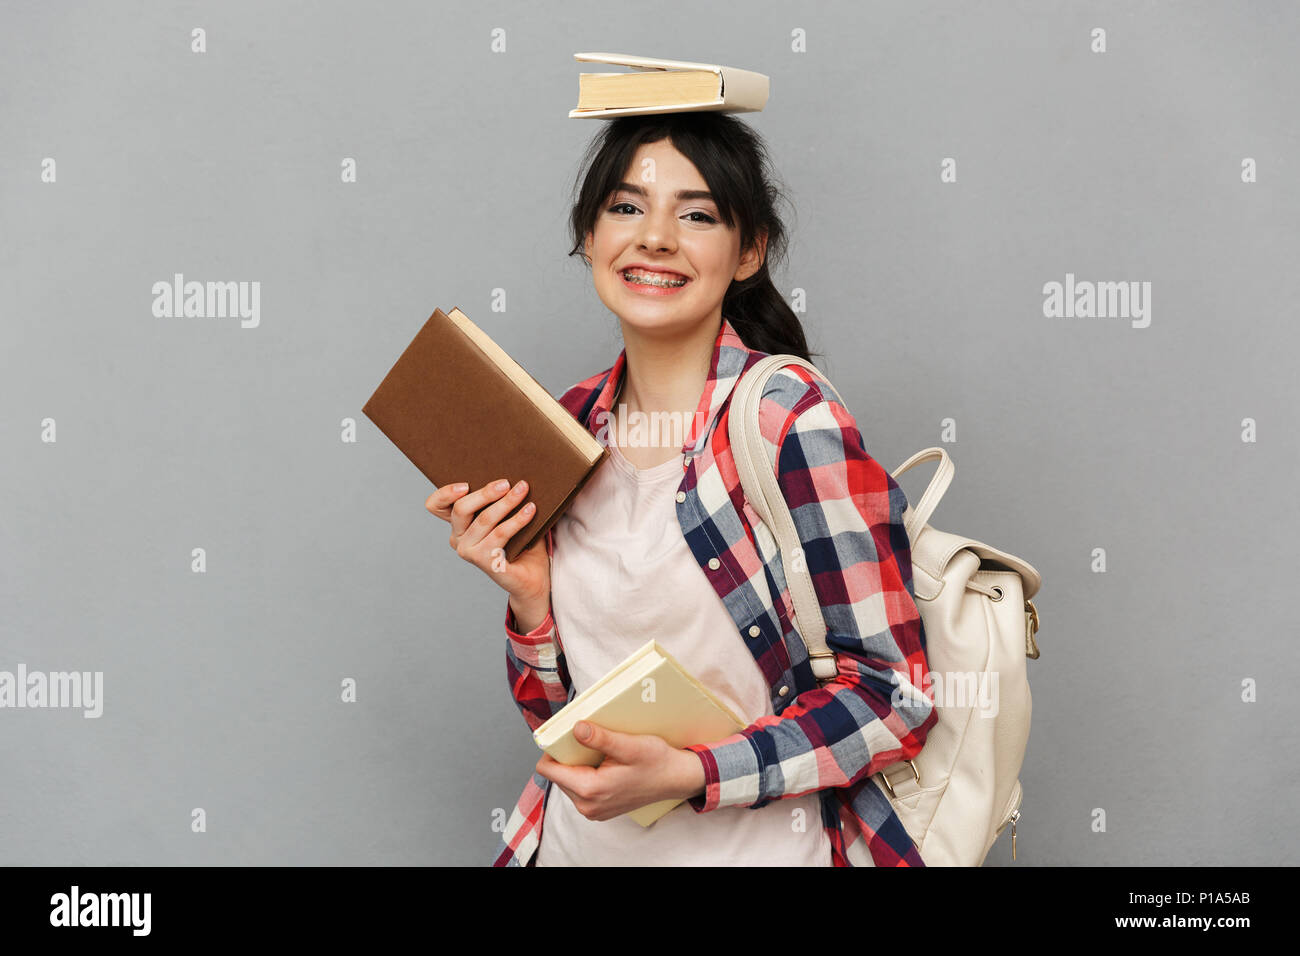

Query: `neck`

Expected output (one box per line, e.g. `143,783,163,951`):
614,314,722,445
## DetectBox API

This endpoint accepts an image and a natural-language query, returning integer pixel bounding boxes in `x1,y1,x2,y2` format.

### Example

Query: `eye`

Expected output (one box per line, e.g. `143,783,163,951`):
606,202,717,224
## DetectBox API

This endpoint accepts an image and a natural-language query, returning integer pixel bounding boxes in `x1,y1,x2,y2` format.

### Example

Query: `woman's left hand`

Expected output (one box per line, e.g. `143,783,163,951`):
535,721,708,822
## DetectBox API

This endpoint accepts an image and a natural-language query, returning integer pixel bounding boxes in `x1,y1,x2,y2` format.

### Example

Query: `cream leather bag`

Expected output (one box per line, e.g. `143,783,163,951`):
729,355,1043,866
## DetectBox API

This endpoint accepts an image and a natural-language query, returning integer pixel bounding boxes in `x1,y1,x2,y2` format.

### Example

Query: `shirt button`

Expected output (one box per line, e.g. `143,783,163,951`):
748,625,760,637
778,685,790,696
707,557,720,570
675,491,686,503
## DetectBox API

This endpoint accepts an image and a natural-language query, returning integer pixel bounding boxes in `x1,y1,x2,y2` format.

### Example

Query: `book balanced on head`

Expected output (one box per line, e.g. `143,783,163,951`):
567,52,769,118
533,639,747,826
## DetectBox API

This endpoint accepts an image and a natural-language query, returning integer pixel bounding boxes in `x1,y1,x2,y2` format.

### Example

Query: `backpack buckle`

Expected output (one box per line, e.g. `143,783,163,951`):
878,759,920,799
809,652,838,682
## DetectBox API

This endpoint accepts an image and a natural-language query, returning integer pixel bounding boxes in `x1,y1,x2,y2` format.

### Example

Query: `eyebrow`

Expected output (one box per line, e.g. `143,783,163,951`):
614,182,716,202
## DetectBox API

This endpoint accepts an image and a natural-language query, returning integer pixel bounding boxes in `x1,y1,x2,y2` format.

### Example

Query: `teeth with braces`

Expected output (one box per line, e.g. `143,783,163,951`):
622,270,688,288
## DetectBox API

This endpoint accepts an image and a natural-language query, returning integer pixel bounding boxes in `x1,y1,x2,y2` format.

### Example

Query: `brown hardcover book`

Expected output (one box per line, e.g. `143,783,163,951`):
362,307,609,562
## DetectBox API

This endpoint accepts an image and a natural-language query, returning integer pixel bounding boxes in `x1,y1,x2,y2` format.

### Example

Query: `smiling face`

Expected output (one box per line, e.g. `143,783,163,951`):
584,139,765,339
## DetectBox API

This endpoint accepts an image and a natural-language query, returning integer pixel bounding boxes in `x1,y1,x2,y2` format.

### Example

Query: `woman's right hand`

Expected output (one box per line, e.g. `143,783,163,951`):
425,478,550,611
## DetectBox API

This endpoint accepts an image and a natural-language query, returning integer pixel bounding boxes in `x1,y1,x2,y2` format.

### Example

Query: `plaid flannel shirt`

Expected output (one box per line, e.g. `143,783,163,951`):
493,317,937,866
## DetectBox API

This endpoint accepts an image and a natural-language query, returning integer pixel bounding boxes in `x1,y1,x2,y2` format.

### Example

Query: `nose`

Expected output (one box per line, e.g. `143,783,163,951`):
635,205,677,253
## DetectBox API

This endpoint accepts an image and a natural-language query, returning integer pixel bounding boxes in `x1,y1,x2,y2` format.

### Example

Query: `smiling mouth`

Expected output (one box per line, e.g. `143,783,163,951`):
620,268,690,288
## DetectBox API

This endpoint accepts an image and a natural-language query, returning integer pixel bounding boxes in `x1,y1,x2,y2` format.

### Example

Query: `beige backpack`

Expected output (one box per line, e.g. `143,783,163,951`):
729,355,1043,866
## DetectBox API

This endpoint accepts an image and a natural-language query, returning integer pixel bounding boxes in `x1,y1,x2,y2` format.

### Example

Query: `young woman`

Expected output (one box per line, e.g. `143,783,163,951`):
426,112,937,866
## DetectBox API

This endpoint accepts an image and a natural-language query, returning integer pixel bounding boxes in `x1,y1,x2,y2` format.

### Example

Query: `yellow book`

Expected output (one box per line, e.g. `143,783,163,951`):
532,639,747,826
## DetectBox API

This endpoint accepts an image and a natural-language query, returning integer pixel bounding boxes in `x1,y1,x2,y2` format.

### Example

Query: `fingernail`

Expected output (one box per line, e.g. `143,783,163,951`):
523,502,535,514
512,480,527,495
575,721,590,741
494,479,510,492
453,483,469,493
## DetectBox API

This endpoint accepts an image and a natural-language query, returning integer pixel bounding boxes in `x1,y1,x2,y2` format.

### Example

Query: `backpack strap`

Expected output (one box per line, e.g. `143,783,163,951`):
728,354,845,683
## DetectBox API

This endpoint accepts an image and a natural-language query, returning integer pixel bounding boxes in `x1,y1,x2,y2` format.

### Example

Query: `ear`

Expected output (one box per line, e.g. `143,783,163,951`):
734,227,769,282
583,231,594,265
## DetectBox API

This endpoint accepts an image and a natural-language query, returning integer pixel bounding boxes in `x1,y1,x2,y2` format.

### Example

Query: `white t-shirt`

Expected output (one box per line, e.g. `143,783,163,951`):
535,418,832,866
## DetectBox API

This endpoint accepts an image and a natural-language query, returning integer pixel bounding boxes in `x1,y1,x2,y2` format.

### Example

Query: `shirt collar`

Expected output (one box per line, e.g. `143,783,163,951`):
584,316,758,456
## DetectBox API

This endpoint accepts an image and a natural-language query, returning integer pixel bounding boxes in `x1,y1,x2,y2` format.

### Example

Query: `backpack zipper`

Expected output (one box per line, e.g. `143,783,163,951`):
994,780,1024,862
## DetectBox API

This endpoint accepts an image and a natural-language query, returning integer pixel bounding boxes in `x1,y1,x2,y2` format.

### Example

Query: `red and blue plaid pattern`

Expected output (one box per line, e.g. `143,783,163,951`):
494,317,937,866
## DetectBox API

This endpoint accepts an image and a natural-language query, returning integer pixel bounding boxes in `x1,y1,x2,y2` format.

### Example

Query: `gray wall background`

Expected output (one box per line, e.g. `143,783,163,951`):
2,0,1296,865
